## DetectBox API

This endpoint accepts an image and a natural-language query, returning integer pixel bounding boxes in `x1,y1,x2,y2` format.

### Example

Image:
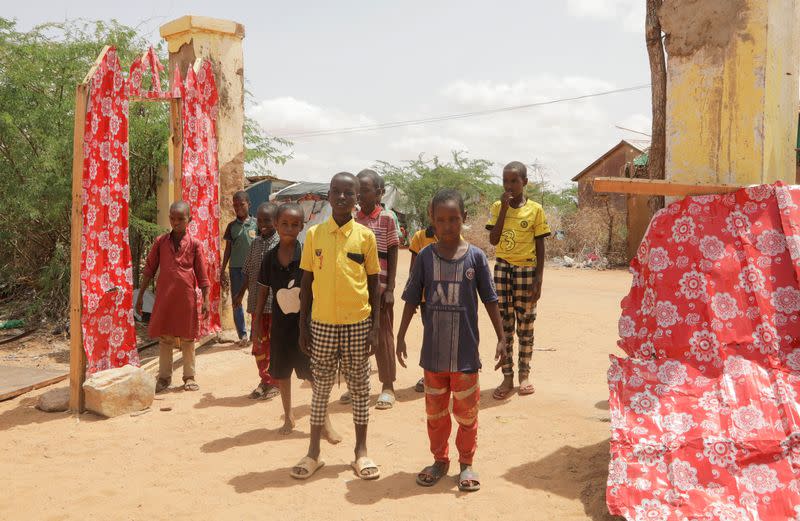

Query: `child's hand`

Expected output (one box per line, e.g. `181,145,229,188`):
220,270,229,291
501,191,514,209
381,289,394,309
232,293,243,308
494,338,506,371
134,299,143,316
366,326,379,356
532,279,542,302
299,325,312,356
201,299,209,316
396,338,408,368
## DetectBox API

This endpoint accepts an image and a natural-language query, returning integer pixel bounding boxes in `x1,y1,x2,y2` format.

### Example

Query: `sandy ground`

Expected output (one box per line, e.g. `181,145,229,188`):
0,250,630,521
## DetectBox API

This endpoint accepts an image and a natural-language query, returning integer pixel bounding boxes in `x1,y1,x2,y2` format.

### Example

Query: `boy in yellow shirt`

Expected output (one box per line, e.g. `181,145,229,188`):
486,161,551,399
291,172,382,481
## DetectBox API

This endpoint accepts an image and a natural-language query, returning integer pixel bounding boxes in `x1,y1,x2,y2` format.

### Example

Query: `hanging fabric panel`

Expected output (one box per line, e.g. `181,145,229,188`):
179,60,222,337
80,47,139,374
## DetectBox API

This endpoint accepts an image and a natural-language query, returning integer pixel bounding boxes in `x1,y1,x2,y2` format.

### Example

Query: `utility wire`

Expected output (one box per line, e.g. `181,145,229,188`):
274,84,651,139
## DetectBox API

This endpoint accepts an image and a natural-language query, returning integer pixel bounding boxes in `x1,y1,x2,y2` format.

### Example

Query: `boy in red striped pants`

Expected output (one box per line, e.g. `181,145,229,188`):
396,189,504,492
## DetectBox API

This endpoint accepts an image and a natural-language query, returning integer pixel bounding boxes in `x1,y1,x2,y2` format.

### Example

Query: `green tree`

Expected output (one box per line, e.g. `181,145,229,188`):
0,18,291,320
0,18,157,318
376,151,502,229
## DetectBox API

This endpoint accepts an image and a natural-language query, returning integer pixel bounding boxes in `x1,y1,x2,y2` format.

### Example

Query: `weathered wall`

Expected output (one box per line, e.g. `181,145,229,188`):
660,0,798,185
161,16,245,331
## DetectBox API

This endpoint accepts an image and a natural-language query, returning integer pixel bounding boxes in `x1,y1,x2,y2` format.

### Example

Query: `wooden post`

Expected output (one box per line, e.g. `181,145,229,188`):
69,46,110,413
69,83,88,413
169,97,183,202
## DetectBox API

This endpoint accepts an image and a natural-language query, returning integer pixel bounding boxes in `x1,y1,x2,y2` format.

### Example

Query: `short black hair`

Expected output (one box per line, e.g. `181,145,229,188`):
170,200,191,218
233,190,250,202
431,188,465,215
357,169,383,190
331,171,359,188
257,202,278,216
276,202,304,220
503,161,527,180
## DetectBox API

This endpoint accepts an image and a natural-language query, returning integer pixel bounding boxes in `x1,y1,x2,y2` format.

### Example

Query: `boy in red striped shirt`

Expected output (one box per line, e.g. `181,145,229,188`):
341,169,399,410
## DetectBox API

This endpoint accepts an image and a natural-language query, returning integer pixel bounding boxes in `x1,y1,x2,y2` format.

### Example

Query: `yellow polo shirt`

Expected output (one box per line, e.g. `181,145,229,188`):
409,227,438,255
486,199,551,267
300,217,380,324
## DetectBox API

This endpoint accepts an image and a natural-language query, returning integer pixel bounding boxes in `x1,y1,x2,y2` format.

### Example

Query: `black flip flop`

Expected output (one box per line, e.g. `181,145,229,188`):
414,378,425,393
416,463,449,487
457,468,481,492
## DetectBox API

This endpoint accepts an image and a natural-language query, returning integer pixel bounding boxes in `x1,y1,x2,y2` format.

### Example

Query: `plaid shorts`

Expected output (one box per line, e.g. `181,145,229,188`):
309,318,372,426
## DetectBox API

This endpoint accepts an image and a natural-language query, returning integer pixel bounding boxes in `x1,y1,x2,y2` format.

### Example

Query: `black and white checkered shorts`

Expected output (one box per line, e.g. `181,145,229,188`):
309,318,372,426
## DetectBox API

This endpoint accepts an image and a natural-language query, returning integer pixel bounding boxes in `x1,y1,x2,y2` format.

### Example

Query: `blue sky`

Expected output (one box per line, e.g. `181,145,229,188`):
8,0,652,185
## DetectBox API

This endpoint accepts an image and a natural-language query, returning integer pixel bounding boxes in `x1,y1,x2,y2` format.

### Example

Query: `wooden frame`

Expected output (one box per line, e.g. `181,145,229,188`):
69,48,184,413
592,177,744,197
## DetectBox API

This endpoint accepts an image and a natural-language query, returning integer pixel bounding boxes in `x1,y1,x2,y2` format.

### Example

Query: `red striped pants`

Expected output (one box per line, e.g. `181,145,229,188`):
252,313,274,386
424,370,479,465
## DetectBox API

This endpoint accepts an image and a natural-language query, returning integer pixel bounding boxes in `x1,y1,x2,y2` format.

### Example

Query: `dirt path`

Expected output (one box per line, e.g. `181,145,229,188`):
0,251,630,521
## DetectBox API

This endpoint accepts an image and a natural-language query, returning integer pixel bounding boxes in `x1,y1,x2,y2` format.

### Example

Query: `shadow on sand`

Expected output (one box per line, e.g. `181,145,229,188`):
503,438,624,521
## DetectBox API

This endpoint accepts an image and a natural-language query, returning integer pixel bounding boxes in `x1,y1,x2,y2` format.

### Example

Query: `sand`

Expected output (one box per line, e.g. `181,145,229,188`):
0,250,629,521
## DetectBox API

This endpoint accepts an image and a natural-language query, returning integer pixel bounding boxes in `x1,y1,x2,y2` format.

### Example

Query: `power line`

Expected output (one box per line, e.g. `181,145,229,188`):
615,125,651,137
273,84,651,140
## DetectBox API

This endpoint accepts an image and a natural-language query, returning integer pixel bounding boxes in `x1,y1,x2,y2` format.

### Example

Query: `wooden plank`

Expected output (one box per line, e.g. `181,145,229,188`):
0,366,69,402
593,177,743,197
81,45,111,85
69,82,88,413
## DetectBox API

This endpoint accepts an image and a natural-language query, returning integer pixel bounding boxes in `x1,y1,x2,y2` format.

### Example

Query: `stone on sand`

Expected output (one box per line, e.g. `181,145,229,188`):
83,365,154,418
36,387,69,412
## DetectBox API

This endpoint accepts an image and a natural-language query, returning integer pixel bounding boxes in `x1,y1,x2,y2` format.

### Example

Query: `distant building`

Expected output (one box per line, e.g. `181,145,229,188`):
244,175,295,214
571,140,644,211
572,140,655,261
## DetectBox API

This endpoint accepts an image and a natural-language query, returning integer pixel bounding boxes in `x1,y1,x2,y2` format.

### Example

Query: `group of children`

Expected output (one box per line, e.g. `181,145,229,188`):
135,161,550,491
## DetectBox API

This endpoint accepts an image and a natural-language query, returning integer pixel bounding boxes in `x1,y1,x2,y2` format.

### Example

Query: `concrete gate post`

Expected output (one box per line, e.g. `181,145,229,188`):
160,15,245,331
661,0,799,185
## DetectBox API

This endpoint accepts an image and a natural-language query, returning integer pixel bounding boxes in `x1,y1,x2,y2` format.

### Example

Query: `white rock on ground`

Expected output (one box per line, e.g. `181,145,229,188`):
36,387,70,412
83,364,154,418
216,329,239,344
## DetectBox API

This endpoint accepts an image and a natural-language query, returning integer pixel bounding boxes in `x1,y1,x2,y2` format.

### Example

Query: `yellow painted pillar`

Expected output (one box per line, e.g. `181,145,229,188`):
660,0,799,185
160,15,245,331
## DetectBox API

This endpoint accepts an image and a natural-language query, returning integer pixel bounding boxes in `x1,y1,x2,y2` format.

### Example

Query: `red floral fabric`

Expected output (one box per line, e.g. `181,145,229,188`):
128,46,170,100
80,48,139,374
178,61,222,337
608,182,800,520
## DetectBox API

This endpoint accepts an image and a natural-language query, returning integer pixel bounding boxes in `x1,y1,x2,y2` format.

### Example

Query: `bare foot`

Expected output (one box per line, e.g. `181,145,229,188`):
322,416,342,444
279,415,296,435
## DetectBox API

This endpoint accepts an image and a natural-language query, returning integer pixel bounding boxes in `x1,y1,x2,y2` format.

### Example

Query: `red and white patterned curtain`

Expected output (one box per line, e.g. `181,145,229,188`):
80,48,139,373
79,48,223,373
179,60,222,337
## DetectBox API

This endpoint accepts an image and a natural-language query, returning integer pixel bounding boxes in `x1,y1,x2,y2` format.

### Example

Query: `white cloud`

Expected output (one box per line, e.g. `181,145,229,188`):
566,0,645,33
389,135,469,156
442,76,616,108
255,75,650,187
248,96,374,135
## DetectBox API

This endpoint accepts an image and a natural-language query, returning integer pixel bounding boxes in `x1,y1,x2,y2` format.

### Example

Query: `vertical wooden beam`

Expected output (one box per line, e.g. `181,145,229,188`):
169,97,183,203
69,45,111,413
69,83,88,413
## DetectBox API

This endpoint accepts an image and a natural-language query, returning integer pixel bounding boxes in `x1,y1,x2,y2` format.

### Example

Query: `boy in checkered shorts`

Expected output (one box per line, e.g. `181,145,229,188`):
486,161,551,399
291,172,382,481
